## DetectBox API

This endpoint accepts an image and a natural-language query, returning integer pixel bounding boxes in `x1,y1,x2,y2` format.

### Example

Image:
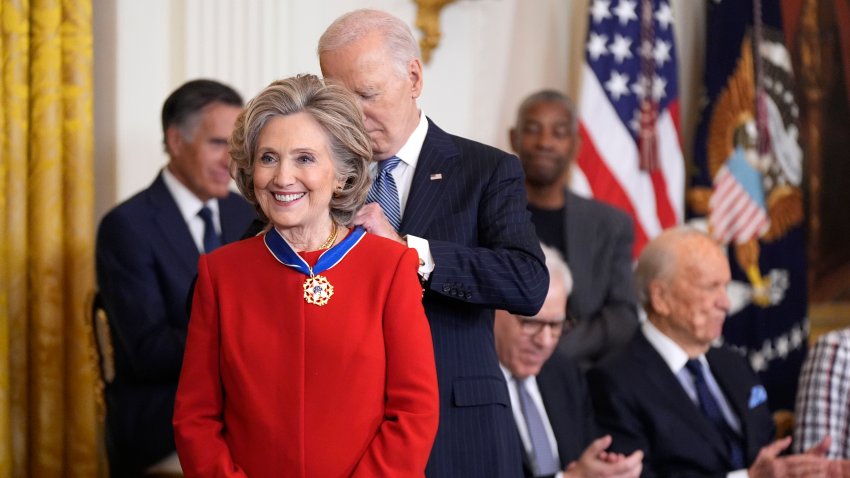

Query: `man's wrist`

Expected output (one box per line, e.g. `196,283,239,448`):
403,235,434,291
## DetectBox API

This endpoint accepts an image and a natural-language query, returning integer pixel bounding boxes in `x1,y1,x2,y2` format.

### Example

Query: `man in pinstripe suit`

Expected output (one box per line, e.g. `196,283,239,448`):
319,9,548,477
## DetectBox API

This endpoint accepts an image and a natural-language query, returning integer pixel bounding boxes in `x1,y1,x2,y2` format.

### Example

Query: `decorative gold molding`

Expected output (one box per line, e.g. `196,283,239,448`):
414,0,457,63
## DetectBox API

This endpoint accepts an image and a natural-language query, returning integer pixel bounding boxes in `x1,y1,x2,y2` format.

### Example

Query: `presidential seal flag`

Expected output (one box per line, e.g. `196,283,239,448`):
689,0,806,411
574,0,685,258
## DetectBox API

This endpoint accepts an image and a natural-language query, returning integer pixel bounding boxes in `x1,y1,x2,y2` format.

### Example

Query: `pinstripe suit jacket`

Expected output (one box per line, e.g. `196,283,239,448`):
406,119,548,477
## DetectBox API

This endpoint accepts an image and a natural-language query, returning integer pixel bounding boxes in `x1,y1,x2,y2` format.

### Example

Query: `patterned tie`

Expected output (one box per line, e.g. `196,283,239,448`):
515,378,559,476
685,359,745,469
365,156,402,231
197,206,221,253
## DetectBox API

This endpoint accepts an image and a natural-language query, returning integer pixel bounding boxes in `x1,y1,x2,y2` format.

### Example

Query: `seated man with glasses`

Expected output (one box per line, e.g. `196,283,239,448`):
494,244,643,478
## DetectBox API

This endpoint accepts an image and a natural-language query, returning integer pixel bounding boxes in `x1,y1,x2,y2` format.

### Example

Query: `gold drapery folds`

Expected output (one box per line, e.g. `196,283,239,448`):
0,0,97,476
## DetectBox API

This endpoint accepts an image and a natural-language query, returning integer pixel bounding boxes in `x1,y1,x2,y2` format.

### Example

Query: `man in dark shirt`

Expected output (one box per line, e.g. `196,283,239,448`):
510,90,638,367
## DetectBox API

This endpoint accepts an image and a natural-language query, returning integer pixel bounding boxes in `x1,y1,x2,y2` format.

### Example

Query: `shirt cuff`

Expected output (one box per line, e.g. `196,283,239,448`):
405,235,434,280
727,469,749,478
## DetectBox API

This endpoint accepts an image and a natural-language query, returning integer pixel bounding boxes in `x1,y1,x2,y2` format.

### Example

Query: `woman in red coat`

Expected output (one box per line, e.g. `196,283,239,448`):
173,74,439,477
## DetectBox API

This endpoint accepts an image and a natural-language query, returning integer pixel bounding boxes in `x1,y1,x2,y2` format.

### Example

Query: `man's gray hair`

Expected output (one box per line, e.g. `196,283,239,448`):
541,243,573,297
318,9,420,78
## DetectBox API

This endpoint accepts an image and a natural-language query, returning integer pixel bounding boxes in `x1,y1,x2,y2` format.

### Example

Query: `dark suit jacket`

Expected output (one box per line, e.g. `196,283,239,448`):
555,192,639,367
587,331,775,478
95,172,255,476
407,119,548,477
518,353,598,477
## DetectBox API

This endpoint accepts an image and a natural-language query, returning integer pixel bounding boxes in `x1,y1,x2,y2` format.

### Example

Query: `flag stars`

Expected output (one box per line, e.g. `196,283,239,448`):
783,91,794,105
789,324,805,349
788,124,799,141
605,71,631,100
587,32,609,61
613,0,638,25
632,74,649,99
750,352,767,372
652,74,668,100
653,40,672,67
760,339,775,361
775,335,790,359
629,108,642,133
610,34,634,63
590,0,612,23
655,2,674,30
745,323,807,373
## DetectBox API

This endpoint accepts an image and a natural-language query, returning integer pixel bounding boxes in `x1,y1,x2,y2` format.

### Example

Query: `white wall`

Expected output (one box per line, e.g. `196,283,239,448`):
93,0,705,222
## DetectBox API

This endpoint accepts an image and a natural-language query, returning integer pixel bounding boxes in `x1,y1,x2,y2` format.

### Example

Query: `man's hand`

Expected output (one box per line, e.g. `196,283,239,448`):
352,203,404,244
805,436,832,457
563,435,643,478
749,436,832,478
827,459,850,477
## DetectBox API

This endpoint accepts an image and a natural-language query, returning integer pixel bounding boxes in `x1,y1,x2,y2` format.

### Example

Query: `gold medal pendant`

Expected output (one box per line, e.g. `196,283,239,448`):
303,274,334,306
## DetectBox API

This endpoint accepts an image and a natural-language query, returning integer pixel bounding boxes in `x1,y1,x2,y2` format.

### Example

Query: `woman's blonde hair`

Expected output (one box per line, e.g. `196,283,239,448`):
230,74,372,225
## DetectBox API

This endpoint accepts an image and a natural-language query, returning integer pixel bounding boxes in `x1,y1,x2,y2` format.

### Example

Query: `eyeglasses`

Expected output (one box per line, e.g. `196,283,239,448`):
514,315,574,337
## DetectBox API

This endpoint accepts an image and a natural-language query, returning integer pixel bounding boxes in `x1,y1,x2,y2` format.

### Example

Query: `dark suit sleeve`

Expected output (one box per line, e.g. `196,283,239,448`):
587,367,649,457
426,152,548,316
96,210,187,381
587,366,726,478
562,211,639,363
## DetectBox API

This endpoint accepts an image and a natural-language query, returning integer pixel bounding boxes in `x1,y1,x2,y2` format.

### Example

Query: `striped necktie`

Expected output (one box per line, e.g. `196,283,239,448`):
366,156,402,231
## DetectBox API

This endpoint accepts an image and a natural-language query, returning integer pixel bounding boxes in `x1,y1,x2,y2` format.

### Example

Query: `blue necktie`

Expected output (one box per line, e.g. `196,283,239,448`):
515,378,559,476
685,359,745,469
198,206,221,253
366,156,402,231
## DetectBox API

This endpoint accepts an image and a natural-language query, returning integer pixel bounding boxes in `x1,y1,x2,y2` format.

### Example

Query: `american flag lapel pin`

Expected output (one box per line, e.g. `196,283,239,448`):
430,173,442,181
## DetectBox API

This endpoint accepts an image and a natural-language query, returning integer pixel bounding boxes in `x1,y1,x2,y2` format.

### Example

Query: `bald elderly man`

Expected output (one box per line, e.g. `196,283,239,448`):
587,227,833,478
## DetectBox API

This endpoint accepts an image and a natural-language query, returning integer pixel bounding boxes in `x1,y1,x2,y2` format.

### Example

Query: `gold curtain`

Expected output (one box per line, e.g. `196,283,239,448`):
0,0,97,476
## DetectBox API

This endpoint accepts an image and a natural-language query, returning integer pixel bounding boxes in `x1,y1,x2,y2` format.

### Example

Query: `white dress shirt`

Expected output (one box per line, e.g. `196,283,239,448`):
369,111,435,278
161,167,220,253
500,365,563,478
642,321,749,478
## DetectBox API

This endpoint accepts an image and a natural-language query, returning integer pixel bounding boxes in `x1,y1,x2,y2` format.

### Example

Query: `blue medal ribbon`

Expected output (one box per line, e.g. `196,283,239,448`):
264,225,366,277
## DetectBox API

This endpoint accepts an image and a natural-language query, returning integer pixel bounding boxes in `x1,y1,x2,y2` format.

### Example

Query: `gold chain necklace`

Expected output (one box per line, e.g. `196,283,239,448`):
319,223,338,250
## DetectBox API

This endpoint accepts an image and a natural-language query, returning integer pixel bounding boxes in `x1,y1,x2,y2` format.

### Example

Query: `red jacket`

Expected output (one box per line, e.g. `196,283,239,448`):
174,231,439,477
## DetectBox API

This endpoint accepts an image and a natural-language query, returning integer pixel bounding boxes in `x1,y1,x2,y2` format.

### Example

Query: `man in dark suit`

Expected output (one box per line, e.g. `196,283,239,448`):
495,244,642,478
587,227,832,477
318,10,548,477
95,79,256,476
510,90,638,368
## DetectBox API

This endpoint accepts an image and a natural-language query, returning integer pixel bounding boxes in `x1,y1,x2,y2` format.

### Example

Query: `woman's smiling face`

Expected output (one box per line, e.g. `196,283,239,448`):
252,112,340,238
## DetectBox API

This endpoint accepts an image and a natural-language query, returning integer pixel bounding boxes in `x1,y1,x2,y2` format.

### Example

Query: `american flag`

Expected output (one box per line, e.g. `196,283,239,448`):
573,0,684,257
690,0,807,411
709,150,771,245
